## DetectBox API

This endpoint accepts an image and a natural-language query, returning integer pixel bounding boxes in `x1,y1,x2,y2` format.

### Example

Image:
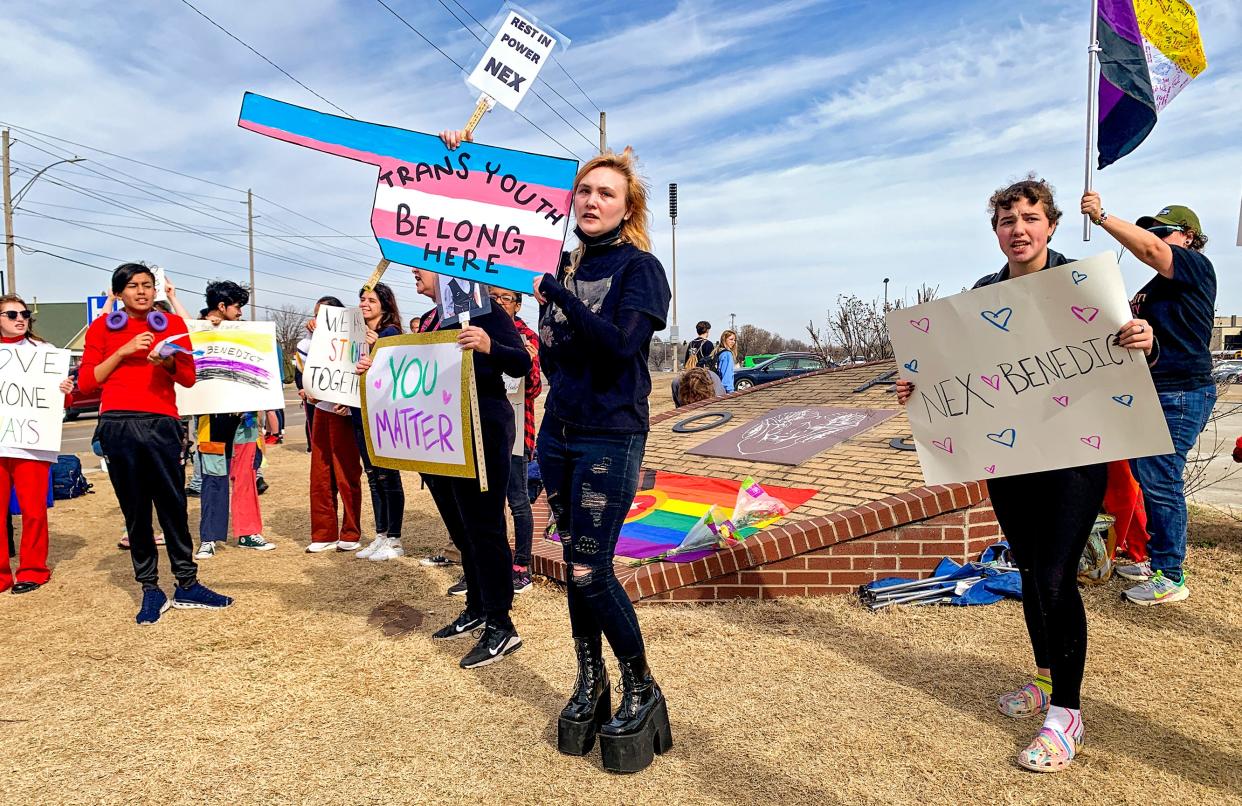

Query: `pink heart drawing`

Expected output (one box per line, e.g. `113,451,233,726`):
984,464,996,474
931,437,953,454
982,374,1001,391
442,389,453,405
373,379,382,389
1053,395,1069,407
1080,435,1102,449
910,318,930,333
1071,305,1100,323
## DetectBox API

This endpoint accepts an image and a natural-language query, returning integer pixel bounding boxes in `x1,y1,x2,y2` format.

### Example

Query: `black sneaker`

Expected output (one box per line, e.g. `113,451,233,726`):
186,488,201,498
256,478,269,495
460,623,522,669
431,609,484,640
513,567,532,594
447,575,468,597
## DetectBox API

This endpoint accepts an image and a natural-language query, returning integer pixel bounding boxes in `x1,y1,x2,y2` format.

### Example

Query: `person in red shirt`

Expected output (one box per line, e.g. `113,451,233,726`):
0,295,73,594
79,263,233,625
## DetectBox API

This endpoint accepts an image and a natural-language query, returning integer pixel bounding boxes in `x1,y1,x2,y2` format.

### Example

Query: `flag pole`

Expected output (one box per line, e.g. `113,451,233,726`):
1083,0,1101,241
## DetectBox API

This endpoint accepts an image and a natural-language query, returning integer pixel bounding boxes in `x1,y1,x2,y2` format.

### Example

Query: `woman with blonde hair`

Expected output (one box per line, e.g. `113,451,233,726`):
713,329,738,392
533,147,673,773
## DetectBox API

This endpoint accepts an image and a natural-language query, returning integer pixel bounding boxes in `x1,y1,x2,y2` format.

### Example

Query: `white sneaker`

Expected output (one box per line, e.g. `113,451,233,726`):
336,540,362,551
369,541,406,561
1116,559,1152,581
306,541,339,553
357,535,388,559
194,542,217,559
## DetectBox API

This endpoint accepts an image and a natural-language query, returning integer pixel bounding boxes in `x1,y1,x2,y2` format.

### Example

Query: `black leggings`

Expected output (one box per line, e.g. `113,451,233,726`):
988,464,1107,710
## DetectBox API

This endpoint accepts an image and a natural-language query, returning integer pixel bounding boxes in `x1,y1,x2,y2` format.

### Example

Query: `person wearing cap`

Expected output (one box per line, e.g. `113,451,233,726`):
1081,192,1214,607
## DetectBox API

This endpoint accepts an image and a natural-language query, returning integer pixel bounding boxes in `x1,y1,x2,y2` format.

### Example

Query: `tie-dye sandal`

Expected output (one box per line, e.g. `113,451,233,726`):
1017,726,1081,773
997,682,1050,718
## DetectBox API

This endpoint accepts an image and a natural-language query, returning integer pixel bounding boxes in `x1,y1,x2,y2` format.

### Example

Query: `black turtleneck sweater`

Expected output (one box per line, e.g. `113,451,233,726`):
537,225,671,433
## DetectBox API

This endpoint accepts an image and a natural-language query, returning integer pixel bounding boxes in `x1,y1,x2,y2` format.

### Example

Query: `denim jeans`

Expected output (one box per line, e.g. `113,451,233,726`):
1129,384,1216,582
188,449,203,493
538,420,647,659
508,453,533,567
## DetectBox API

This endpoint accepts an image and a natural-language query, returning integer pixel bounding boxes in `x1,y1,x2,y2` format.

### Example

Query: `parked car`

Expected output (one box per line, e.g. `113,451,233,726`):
732,352,831,390
64,366,101,421
1212,361,1242,384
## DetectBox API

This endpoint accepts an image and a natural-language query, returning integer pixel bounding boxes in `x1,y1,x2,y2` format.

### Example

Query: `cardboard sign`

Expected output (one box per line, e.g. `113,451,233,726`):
466,6,563,111
238,93,577,294
175,320,286,415
0,345,70,453
361,332,476,477
303,305,367,407
505,374,524,457
688,406,898,466
886,252,1173,485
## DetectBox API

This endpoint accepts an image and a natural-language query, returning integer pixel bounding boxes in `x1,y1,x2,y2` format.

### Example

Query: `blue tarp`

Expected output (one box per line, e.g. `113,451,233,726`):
863,542,1022,606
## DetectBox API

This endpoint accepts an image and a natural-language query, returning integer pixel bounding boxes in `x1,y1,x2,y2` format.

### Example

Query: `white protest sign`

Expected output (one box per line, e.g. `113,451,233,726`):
466,6,564,111
175,320,286,415
505,374,524,457
0,345,70,453
303,305,367,407
886,252,1173,485
362,332,477,477
152,266,168,303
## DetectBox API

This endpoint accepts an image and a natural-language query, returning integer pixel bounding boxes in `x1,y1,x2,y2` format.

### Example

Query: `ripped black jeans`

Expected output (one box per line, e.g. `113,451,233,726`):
538,420,647,659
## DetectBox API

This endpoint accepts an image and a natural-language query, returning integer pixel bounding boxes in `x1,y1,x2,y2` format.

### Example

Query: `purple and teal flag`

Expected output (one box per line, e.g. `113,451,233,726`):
1097,0,1206,169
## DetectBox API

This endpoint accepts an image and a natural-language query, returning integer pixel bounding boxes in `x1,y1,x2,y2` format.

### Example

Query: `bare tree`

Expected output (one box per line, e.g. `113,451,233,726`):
271,304,310,381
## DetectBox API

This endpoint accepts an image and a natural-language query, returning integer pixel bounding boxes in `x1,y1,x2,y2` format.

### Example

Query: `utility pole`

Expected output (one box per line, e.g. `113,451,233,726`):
599,111,606,153
668,183,679,370
730,313,736,333
3,129,15,295
247,189,256,319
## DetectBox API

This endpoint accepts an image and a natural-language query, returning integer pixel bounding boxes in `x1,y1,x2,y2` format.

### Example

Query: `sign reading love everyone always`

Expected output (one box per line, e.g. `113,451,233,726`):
0,345,70,453
886,252,1173,485
361,332,477,477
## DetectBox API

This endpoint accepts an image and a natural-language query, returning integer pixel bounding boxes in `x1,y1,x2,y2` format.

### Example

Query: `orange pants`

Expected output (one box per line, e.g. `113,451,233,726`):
309,409,362,544
1103,460,1150,561
0,458,52,589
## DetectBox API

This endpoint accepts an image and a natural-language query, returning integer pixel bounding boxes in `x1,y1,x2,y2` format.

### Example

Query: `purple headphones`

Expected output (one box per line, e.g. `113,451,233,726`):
105,310,168,332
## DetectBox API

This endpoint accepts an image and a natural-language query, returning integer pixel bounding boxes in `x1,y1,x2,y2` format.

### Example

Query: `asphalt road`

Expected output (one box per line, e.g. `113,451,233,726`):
61,386,307,456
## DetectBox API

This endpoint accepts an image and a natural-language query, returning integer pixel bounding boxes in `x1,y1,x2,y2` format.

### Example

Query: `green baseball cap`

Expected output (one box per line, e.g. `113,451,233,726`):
1137,204,1203,236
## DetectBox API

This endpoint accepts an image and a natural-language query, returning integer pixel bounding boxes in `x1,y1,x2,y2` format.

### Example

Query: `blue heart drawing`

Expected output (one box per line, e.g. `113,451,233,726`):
980,307,1014,331
904,359,919,373
1071,270,1088,285
1112,394,1134,407
986,428,1017,448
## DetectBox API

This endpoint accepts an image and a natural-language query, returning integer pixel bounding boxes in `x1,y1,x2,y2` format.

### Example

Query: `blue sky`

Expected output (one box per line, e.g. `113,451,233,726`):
2,0,1239,340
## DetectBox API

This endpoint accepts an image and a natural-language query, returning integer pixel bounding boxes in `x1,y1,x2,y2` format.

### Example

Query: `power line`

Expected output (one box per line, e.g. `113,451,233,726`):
372,0,588,160
428,0,601,141
177,0,353,118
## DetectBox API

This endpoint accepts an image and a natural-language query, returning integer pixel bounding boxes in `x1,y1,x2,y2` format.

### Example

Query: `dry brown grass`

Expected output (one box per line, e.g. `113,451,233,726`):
1,419,1240,804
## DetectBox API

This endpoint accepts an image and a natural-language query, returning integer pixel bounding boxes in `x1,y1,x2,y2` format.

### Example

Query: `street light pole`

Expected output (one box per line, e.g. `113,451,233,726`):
668,183,679,370
730,312,736,332
883,277,890,310
247,189,256,320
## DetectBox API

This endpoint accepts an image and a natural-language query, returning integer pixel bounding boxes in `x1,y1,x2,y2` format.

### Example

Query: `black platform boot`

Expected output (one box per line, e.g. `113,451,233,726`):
599,653,673,773
557,635,610,755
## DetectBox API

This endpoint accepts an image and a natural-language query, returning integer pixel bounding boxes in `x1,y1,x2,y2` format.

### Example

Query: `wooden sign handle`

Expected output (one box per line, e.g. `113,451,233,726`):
362,258,390,292
460,312,489,491
463,95,495,139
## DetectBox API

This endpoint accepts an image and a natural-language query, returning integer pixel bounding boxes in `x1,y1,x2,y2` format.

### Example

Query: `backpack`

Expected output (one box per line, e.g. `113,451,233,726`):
683,338,718,374
52,455,92,500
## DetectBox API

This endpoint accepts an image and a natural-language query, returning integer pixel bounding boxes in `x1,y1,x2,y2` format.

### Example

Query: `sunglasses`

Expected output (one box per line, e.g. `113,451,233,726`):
1146,224,1185,237
490,294,518,303
1,310,32,321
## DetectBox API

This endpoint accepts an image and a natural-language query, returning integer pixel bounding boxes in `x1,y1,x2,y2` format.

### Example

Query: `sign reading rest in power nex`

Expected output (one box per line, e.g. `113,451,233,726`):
467,7,562,111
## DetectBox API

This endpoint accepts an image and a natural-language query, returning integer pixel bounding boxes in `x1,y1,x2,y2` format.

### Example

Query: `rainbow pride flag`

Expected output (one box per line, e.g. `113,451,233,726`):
237,93,577,293
550,470,818,564
1097,0,1206,168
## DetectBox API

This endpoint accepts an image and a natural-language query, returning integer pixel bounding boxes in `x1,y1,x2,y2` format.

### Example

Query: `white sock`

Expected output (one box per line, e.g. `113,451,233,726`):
1044,705,1083,740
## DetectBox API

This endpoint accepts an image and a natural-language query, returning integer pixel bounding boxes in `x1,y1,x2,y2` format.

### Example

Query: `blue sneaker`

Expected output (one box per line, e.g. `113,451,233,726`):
136,588,170,626
172,581,234,610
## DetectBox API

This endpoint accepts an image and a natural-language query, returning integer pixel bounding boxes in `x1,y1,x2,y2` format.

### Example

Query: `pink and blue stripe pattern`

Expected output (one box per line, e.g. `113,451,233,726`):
238,93,577,292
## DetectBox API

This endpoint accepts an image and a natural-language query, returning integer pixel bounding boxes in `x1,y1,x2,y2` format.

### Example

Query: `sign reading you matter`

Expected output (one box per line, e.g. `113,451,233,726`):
238,93,577,294
886,252,1173,485
362,332,477,478
303,305,367,408
0,345,70,453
